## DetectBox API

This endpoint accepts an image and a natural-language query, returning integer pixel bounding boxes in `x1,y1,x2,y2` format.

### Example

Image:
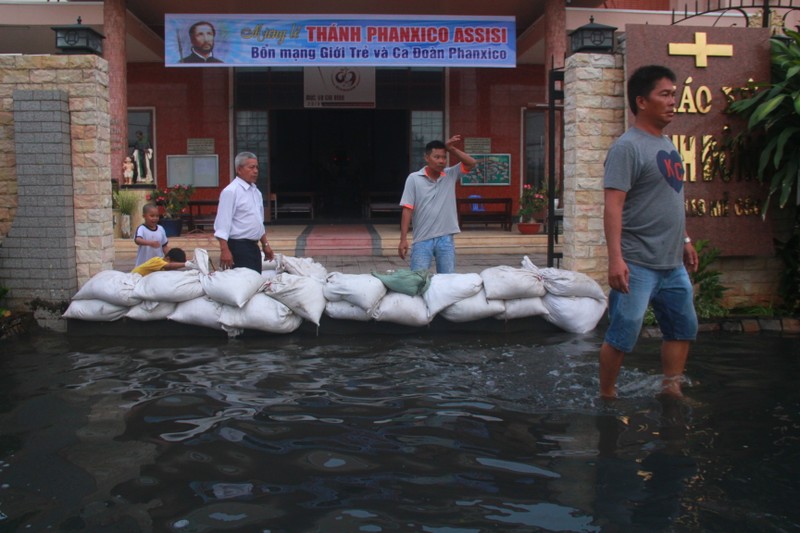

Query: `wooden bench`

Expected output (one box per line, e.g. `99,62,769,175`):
272,192,315,219
363,191,402,218
457,197,513,231
186,200,219,233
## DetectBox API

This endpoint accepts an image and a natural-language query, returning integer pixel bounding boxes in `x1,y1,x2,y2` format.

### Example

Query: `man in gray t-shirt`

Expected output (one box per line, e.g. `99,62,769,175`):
600,65,699,400
398,136,476,273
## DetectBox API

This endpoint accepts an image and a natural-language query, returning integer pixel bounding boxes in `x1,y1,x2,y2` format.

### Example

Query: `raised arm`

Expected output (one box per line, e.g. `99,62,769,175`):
445,135,477,172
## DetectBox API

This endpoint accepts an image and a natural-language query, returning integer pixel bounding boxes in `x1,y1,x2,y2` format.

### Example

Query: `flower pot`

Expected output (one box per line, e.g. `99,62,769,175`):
161,218,183,237
517,221,542,235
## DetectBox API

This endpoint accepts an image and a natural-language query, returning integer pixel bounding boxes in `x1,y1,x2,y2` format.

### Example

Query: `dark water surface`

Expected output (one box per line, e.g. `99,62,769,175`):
0,327,798,532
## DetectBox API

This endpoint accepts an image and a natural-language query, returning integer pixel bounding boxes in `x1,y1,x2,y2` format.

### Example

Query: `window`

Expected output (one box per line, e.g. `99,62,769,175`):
524,110,546,190
127,108,155,185
410,111,443,171
235,111,269,188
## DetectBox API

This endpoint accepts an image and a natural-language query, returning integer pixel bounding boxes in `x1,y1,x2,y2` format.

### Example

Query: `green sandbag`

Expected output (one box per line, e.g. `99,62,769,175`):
371,268,432,296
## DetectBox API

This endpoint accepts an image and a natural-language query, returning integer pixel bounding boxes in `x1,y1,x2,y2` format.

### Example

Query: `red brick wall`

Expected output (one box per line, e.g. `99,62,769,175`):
127,64,231,202
449,65,545,214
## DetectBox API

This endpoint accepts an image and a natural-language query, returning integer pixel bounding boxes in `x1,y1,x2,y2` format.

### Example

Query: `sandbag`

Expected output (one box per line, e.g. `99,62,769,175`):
372,269,432,296
439,290,505,322
168,296,226,331
281,255,328,282
264,273,326,326
323,272,387,312
132,270,204,303
423,273,483,317
63,299,129,321
72,270,142,307
542,293,607,334
324,300,372,321
126,300,177,321
200,267,266,308
192,248,210,275
495,297,549,321
219,293,303,334
371,292,431,326
538,267,607,301
480,265,545,300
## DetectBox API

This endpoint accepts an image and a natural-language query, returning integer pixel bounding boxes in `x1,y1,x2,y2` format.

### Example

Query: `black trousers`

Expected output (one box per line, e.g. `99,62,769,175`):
228,239,262,273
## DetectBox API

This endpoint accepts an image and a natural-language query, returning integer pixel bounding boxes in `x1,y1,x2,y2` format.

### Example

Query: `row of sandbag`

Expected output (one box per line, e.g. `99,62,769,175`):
63,252,607,335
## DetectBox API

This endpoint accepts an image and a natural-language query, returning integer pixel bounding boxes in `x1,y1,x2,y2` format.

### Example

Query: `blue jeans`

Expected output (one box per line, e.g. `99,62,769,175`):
605,262,698,353
410,235,456,273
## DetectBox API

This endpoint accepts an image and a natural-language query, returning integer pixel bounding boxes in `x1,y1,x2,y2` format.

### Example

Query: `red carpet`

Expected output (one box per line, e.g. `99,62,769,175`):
300,225,377,256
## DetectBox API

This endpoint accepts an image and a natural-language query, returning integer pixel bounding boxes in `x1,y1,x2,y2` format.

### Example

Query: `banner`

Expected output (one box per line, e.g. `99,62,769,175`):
165,14,516,68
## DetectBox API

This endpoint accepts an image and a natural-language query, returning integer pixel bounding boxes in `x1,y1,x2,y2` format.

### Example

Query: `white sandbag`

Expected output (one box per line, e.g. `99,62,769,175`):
168,296,225,330
541,293,607,334
261,269,278,281
495,297,549,321
200,268,266,308
262,252,282,273
126,300,177,321
72,270,142,306
219,293,303,334
132,270,204,303
323,272,387,311
538,267,607,301
439,290,505,322
281,255,328,282
480,265,545,300
423,273,483,317
324,300,372,321
264,273,326,326
63,299,129,321
370,292,431,327
191,248,210,275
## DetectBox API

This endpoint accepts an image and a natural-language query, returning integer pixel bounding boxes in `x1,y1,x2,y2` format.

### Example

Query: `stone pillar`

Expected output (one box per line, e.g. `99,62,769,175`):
0,55,112,315
104,0,128,186
562,52,625,287
0,90,77,312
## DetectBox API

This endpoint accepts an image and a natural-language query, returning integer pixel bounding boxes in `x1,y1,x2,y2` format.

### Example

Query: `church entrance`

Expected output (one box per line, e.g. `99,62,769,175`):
270,109,408,221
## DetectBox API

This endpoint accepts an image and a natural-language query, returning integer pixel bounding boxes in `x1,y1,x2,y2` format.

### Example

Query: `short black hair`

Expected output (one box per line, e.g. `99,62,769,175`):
627,65,676,115
425,140,446,155
189,21,216,37
166,248,186,262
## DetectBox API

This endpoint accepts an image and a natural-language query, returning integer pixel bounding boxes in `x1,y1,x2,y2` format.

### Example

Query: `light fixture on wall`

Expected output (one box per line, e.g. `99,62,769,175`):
569,16,617,54
51,17,105,55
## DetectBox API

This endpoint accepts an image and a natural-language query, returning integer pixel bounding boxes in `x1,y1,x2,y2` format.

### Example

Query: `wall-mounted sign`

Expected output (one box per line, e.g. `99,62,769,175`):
304,67,375,108
464,137,491,154
626,24,772,256
187,138,215,154
165,14,516,68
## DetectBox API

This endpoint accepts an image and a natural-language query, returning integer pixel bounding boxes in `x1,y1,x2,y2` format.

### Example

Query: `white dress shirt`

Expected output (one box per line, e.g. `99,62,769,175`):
213,176,265,241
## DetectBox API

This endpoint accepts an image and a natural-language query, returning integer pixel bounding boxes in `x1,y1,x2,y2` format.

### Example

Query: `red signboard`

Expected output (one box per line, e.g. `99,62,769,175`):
626,24,773,256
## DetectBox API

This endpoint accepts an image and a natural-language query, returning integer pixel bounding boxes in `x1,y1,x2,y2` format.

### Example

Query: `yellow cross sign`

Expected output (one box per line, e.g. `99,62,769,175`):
669,32,733,67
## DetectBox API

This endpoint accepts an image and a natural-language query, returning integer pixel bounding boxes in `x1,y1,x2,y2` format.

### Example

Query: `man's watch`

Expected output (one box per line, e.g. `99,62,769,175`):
683,236,692,244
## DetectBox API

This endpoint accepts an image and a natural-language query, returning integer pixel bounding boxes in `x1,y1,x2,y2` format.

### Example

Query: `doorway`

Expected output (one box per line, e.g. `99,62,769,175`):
271,109,408,220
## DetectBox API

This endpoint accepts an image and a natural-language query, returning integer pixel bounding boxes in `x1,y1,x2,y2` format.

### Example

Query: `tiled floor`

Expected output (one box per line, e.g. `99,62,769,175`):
114,223,554,274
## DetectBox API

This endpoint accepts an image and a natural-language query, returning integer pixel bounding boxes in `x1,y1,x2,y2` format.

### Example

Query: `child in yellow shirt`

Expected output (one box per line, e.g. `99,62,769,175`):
132,248,187,276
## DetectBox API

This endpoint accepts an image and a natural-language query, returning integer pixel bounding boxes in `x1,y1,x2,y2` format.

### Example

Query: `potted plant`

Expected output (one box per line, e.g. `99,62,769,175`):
517,184,547,234
146,184,194,236
113,189,139,239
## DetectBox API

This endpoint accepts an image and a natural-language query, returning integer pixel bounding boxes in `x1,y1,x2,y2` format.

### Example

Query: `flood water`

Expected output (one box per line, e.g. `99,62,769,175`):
0,326,798,532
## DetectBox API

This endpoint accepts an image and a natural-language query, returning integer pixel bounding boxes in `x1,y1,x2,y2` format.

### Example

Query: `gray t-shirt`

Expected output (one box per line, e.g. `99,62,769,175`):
604,127,686,269
400,164,462,243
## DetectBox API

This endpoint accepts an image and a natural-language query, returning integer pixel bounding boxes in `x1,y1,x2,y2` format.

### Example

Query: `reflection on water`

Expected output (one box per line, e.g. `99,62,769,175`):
0,329,798,531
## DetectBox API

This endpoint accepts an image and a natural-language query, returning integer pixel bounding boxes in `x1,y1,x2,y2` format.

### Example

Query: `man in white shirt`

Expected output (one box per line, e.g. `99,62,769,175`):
214,152,273,272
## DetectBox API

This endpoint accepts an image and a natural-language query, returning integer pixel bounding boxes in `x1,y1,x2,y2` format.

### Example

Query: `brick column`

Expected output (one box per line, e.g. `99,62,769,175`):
562,53,625,287
104,0,128,186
